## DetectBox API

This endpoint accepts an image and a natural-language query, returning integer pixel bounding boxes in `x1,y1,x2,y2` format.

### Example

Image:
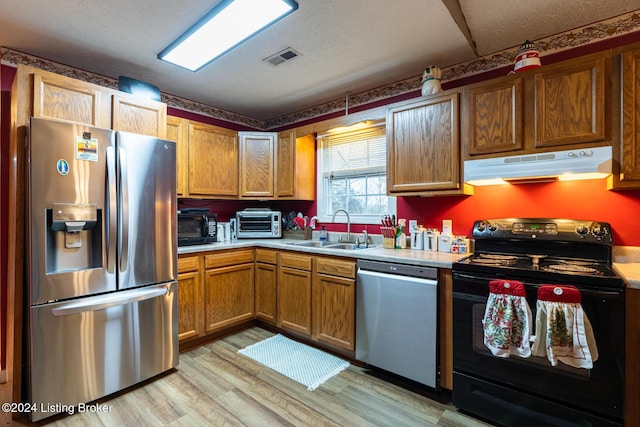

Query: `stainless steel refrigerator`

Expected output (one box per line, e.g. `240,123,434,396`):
26,117,178,421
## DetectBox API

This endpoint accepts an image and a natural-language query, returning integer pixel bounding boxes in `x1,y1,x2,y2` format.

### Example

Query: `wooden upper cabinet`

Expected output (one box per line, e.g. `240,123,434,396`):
620,45,640,183
276,131,315,200
16,65,168,137
462,51,611,160
112,94,167,138
166,116,189,197
188,122,238,198
387,91,467,195
32,71,105,127
534,53,608,148
609,43,640,190
464,77,524,155
239,131,276,198
277,129,296,198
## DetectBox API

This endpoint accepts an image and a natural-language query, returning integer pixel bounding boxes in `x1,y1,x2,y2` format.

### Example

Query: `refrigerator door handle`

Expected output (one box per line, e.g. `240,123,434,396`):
118,146,129,274
106,146,117,274
51,285,169,316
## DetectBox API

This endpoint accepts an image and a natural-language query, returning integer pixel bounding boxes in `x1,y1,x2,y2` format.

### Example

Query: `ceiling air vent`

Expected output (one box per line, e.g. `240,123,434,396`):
263,47,301,66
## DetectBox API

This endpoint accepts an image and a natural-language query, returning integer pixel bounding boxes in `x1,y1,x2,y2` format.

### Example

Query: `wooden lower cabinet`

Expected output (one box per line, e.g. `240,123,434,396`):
204,249,255,333
177,255,204,343
313,257,356,352
277,253,313,336
255,249,278,324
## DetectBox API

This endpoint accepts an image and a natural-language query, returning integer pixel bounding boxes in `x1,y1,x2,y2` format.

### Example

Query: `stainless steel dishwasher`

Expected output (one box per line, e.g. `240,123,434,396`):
356,259,439,388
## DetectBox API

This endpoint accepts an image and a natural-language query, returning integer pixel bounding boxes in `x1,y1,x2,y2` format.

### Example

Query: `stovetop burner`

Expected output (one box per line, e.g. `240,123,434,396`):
545,263,599,274
469,254,518,266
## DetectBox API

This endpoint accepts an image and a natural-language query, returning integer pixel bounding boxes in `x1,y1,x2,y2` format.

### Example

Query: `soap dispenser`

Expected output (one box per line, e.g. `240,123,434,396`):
319,225,327,241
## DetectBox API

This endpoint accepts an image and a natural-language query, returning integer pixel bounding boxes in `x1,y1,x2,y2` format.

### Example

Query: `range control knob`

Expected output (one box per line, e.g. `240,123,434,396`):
476,221,486,232
488,222,498,232
592,223,607,237
576,224,589,235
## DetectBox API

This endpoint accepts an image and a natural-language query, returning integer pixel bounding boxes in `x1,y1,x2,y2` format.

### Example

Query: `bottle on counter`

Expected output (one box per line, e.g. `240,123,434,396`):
319,225,327,241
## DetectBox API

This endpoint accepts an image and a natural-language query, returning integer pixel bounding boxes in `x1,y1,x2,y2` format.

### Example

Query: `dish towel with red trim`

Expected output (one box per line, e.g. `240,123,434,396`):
482,279,532,358
531,285,599,369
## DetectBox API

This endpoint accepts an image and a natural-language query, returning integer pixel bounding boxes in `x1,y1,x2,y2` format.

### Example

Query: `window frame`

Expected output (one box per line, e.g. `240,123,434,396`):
316,121,396,225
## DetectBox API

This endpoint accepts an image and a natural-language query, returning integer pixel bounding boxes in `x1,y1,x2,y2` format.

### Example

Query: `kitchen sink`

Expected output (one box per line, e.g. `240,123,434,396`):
324,243,360,250
290,240,336,247
290,241,377,251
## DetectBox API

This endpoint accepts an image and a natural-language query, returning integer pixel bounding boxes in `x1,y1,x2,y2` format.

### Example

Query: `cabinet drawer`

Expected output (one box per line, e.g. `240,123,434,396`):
255,248,278,264
178,255,200,273
316,257,356,278
279,252,312,271
205,249,254,269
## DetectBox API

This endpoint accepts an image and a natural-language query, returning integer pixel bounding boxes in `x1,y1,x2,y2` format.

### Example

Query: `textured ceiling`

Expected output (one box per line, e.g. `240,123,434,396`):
459,0,639,55
0,0,638,122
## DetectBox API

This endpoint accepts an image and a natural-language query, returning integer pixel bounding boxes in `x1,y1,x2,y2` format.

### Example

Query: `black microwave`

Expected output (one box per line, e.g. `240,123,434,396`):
177,209,217,246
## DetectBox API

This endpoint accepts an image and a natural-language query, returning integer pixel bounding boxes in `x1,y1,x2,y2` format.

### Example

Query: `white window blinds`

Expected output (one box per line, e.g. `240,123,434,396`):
319,126,386,178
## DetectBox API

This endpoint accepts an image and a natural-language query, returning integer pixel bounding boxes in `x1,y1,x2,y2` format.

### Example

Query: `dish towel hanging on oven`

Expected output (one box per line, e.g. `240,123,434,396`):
531,285,599,369
482,279,532,358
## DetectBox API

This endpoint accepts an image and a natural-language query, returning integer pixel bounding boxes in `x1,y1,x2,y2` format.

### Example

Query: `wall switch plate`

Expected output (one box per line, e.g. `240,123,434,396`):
442,219,452,234
409,219,418,231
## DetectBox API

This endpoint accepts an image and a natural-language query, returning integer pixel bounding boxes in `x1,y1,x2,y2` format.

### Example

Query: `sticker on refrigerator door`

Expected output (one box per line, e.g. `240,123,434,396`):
75,135,98,162
56,159,70,176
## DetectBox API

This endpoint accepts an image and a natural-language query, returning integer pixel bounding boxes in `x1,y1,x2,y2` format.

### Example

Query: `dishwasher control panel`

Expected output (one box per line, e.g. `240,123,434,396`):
357,259,438,280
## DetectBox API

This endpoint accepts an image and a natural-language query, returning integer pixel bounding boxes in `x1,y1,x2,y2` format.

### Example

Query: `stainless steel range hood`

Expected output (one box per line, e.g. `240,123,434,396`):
464,146,613,186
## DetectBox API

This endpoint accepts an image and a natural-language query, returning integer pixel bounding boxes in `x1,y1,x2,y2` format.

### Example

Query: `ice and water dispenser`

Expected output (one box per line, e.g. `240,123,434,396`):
46,202,102,273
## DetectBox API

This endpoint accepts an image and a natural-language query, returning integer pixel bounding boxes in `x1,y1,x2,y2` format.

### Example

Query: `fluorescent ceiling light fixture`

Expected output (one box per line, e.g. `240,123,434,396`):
158,0,299,71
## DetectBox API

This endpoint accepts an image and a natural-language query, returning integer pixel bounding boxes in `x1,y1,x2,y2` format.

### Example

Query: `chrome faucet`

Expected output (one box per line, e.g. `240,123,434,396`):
361,229,368,248
332,209,352,243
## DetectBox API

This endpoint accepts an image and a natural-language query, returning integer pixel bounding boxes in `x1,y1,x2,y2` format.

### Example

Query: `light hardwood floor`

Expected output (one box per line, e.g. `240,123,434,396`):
42,327,492,426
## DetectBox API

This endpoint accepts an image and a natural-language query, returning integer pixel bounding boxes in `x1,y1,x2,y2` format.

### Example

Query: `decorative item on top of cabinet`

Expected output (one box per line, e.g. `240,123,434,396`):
387,91,472,196
177,255,204,343
277,252,313,337
204,249,255,333
255,248,278,325
239,131,277,198
312,257,356,352
187,122,239,198
608,43,640,190
112,93,167,138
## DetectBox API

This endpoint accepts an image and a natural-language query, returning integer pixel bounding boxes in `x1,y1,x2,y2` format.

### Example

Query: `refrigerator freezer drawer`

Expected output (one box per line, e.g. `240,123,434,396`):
28,282,178,422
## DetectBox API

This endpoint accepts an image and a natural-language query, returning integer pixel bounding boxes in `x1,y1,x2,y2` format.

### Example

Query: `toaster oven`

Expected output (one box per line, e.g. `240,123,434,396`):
236,208,281,238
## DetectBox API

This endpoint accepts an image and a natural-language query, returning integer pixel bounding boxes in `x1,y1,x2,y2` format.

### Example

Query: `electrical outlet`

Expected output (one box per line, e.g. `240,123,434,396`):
409,219,418,231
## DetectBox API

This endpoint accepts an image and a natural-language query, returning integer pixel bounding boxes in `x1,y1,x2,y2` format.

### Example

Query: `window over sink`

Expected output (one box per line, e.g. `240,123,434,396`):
316,121,396,224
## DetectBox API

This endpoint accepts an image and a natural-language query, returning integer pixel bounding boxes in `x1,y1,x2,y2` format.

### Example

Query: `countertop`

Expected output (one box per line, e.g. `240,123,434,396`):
179,239,640,287
613,246,640,289
178,238,469,269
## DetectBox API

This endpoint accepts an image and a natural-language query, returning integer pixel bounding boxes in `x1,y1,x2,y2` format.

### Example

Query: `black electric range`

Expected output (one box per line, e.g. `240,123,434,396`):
454,218,623,288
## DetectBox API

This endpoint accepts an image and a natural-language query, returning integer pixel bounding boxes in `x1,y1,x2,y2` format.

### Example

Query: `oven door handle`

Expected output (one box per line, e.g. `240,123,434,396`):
454,272,624,297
